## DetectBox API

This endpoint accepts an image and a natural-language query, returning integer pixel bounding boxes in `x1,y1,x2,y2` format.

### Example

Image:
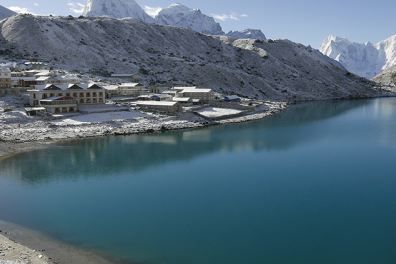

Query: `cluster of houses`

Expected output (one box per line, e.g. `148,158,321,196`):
1,66,242,115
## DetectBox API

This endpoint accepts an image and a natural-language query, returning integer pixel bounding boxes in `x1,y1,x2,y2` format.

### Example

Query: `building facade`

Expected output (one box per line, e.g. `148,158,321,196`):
0,68,11,88
28,83,106,108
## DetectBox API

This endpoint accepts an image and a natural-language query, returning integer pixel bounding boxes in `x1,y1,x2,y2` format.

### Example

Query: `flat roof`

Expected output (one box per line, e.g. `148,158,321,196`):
180,89,212,93
135,101,178,106
119,83,139,87
173,97,191,102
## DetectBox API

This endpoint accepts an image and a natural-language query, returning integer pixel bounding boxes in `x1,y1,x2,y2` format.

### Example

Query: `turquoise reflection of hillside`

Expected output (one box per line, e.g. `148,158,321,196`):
0,99,371,184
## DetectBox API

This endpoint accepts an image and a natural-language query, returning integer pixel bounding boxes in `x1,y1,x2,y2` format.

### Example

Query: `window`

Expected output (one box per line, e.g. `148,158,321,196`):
73,93,77,97
86,98,91,103
69,107,74,112
93,92,97,97
66,93,70,97
50,93,55,97
93,98,97,103
80,99,84,104
62,107,67,113
99,98,103,102
99,92,103,97
86,93,90,97
55,108,60,113
58,93,63,96
80,93,84,97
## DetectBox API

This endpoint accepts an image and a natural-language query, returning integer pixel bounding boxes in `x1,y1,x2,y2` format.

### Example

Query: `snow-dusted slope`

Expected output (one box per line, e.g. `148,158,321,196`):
372,64,396,86
319,35,396,79
226,29,266,40
82,0,155,22
0,5,16,21
0,14,388,101
155,3,224,35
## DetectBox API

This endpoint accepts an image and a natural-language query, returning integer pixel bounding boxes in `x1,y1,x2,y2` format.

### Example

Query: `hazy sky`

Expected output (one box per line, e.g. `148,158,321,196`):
2,0,396,48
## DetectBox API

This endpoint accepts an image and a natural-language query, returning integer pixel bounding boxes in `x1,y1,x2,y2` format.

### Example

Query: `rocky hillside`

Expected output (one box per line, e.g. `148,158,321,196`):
372,64,396,86
0,14,390,101
226,29,266,41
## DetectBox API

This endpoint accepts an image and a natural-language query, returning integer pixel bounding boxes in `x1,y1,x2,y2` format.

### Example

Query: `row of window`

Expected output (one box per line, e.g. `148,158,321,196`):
79,98,103,104
0,84,10,88
0,78,11,82
41,100,77,105
37,92,104,99
0,73,10,77
54,107,75,113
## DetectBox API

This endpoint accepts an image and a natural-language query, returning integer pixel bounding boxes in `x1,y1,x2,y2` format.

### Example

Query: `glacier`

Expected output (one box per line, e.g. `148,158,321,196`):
319,35,396,79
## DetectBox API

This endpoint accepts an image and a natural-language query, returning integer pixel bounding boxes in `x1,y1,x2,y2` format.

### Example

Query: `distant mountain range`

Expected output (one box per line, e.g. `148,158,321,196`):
0,5,16,21
82,0,266,40
319,35,396,79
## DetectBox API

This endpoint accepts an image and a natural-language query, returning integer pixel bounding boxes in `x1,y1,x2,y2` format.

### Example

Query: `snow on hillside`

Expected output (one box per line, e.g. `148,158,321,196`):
82,0,155,22
155,3,224,35
0,14,389,102
226,29,266,40
319,35,396,79
0,5,16,21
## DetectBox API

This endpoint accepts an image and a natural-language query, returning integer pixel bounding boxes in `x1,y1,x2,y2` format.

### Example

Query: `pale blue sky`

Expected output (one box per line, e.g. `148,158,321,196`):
2,0,396,48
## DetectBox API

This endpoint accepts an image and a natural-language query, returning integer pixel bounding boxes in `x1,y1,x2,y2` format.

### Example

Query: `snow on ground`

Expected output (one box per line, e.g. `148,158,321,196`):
52,110,148,125
195,107,243,118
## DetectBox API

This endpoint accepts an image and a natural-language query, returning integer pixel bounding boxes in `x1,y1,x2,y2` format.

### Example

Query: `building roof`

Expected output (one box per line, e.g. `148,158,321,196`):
150,94,172,98
25,107,46,111
180,88,212,93
173,97,192,102
0,67,11,73
225,95,241,100
12,77,36,81
135,101,178,106
119,83,139,88
33,83,104,91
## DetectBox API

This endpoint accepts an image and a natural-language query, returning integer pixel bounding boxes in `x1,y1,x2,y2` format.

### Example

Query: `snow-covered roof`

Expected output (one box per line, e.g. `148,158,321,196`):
135,101,178,106
179,88,212,93
35,70,51,76
33,83,104,91
225,95,240,100
12,77,36,81
173,97,192,102
119,83,139,88
36,76,50,81
0,67,11,73
172,86,196,90
150,94,172,98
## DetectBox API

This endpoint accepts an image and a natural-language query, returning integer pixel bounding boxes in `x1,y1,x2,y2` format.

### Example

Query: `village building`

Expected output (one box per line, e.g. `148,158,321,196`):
35,75,80,85
39,96,78,114
174,87,215,102
25,62,46,70
118,83,146,96
149,94,172,101
172,97,193,106
111,74,142,82
134,101,182,113
0,68,11,88
224,95,241,102
13,77,37,87
27,83,106,108
149,87,169,94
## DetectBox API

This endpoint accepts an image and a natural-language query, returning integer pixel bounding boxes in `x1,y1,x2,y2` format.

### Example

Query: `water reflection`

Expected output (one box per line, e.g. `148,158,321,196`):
1,98,392,185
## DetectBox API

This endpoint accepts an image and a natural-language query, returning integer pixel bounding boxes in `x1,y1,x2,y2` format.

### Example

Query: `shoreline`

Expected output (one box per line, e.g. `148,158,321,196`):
0,220,127,264
0,101,289,159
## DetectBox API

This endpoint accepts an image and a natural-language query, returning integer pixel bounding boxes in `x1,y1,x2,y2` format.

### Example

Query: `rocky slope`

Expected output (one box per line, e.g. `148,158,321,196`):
319,35,396,79
155,3,224,36
82,0,155,22
0,5,16,21
372,64,396,86
0,14,390,101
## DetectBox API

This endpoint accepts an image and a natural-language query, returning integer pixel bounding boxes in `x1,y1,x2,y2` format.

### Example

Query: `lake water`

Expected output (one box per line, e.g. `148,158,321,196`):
1,98,396,264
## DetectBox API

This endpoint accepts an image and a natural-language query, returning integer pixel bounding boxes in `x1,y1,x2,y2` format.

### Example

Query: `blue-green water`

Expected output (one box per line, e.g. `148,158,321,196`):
1,98,396,263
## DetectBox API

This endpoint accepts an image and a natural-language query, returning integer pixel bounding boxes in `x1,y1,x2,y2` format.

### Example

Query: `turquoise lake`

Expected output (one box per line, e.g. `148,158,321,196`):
1,98,396,263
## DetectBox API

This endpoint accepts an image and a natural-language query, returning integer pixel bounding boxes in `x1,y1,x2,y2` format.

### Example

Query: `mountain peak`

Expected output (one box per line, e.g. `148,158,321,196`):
155,3,224,35
226,29,267,40
82,0,155,22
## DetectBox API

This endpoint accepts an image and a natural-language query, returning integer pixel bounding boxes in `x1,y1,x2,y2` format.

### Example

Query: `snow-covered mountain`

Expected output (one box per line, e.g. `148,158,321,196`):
155,3,224,35
0,5,16,21
82,0,155,22
319,35,396,79
0,14,387,102
226,29,266,40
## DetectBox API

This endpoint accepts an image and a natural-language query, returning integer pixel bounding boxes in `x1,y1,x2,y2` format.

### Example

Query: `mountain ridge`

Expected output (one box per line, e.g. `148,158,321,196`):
319,35,396,79
0,5,16,21
0,14,389,101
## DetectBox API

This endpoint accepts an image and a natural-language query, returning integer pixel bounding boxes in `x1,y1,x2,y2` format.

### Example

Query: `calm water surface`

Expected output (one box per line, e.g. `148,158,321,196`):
1,98,396,264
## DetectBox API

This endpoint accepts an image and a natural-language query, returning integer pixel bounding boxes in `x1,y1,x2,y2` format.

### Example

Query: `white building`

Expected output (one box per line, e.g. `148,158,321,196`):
174,87,215,102
39,96,78,114
118,83,146,96
134,101,182,113
28,83,106,107
0,68,11,88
